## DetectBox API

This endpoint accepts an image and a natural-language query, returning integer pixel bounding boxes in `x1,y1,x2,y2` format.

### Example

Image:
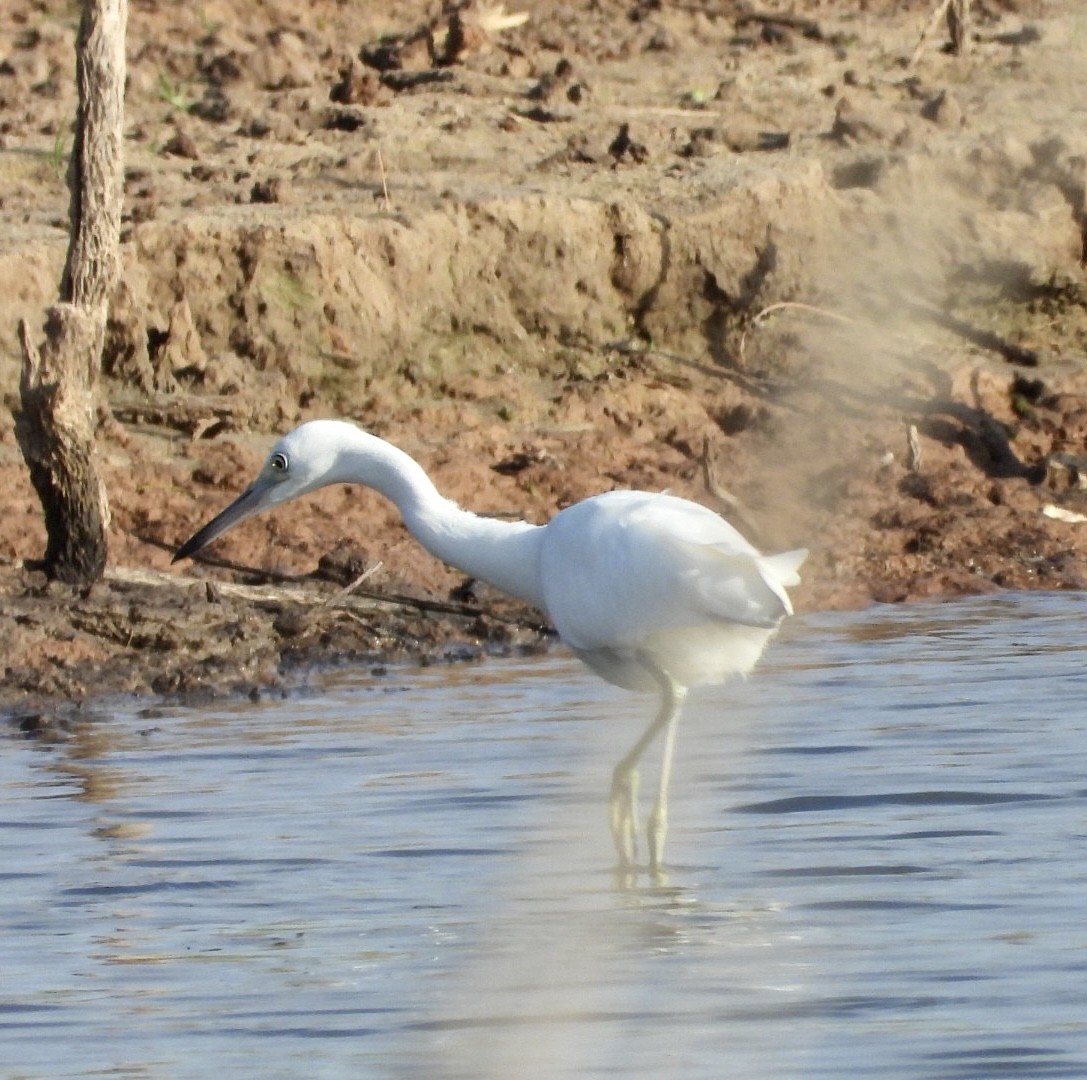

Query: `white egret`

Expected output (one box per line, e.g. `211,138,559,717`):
174,420,806,872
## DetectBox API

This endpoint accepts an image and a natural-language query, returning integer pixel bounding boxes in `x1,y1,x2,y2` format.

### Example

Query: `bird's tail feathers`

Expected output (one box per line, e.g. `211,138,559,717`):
752,548,807,617
758,548,808,587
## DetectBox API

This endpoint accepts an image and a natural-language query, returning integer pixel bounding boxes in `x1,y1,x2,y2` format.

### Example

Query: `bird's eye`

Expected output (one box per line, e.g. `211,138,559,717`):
270,452,288,473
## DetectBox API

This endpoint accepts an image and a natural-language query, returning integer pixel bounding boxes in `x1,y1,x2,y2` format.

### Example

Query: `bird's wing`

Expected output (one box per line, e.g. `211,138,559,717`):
675,539,807,627
539,491,803,652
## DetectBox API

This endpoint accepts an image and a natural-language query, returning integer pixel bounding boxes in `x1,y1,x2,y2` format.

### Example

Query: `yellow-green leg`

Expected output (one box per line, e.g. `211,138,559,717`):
608,663,687,872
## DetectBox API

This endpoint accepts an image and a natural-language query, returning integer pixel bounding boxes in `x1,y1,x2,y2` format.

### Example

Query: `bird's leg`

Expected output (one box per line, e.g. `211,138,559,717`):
609,761,640,867
609,665,685,870
646,678,687,874
611,713,667,867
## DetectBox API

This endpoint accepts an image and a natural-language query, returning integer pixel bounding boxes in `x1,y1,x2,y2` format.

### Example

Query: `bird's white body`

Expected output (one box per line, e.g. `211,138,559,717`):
175,419,806,874
539,491,801,692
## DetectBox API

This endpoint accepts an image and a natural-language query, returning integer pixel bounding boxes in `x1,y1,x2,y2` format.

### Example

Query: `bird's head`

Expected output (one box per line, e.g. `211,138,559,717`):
172,420,355,563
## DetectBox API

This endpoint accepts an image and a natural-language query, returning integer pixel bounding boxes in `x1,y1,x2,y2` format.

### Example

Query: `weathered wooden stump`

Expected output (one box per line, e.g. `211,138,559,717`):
13,0,126,586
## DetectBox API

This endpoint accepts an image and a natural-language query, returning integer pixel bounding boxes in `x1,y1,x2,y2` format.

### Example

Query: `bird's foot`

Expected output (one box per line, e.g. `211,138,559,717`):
609,765,640,867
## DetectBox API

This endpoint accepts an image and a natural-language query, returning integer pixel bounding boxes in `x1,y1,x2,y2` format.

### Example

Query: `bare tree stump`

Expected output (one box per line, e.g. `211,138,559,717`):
12,0,126,585
17,312,111,583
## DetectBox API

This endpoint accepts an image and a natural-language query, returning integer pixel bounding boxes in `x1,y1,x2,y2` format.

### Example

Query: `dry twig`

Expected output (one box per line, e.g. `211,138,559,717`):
376,146,390,211
323,561,384,606
699,436,767,547
910,0,972,65
738,301,858,366
907,424,924,473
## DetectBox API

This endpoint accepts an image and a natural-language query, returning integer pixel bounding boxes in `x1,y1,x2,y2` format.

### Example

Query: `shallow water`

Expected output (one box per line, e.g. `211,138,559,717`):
3,592,1087,1079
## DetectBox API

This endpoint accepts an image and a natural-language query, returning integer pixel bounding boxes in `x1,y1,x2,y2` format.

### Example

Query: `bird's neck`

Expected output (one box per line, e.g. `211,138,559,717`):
335,432,546,610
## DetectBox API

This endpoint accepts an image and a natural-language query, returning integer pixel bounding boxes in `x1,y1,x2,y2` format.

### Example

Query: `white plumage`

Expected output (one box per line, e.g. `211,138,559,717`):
175,419,806,874
540,491,803,691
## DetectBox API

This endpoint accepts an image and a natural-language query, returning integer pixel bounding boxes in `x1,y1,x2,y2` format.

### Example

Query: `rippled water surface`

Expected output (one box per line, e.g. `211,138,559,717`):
4,592,1087,1079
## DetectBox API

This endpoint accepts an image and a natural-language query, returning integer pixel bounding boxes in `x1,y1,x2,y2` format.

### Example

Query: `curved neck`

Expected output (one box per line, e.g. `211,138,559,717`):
332,430,546,610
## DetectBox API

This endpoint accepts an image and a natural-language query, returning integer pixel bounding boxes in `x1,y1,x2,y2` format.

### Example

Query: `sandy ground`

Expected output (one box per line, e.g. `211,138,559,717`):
2,0,1087,727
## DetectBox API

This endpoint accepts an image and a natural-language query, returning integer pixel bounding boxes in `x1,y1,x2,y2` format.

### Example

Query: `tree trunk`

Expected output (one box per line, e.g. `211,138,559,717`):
13,0,126,586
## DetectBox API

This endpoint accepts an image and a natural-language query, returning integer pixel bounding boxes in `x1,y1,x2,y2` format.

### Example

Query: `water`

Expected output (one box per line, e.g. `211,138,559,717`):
3,592,1087,1079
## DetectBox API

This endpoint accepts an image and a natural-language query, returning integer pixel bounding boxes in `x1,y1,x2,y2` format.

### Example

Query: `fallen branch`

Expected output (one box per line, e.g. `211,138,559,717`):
741,298,1039,369
735,11,823,40
111,392,246,435
121,548,553,633
600,338,793,402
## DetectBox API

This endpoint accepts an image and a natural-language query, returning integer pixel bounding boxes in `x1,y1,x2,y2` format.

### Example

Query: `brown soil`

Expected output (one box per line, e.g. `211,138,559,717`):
3,0,1087,730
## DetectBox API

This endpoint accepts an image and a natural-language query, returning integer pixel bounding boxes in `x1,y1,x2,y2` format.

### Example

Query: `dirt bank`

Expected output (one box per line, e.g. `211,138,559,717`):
3,0,1087,727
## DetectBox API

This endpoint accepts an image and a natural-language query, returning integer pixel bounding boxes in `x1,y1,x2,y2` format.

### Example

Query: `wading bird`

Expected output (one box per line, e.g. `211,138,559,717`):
174,420,806,873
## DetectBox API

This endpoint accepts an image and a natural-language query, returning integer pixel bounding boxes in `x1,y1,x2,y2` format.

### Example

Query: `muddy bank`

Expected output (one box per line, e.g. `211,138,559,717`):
2,0,1087,723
